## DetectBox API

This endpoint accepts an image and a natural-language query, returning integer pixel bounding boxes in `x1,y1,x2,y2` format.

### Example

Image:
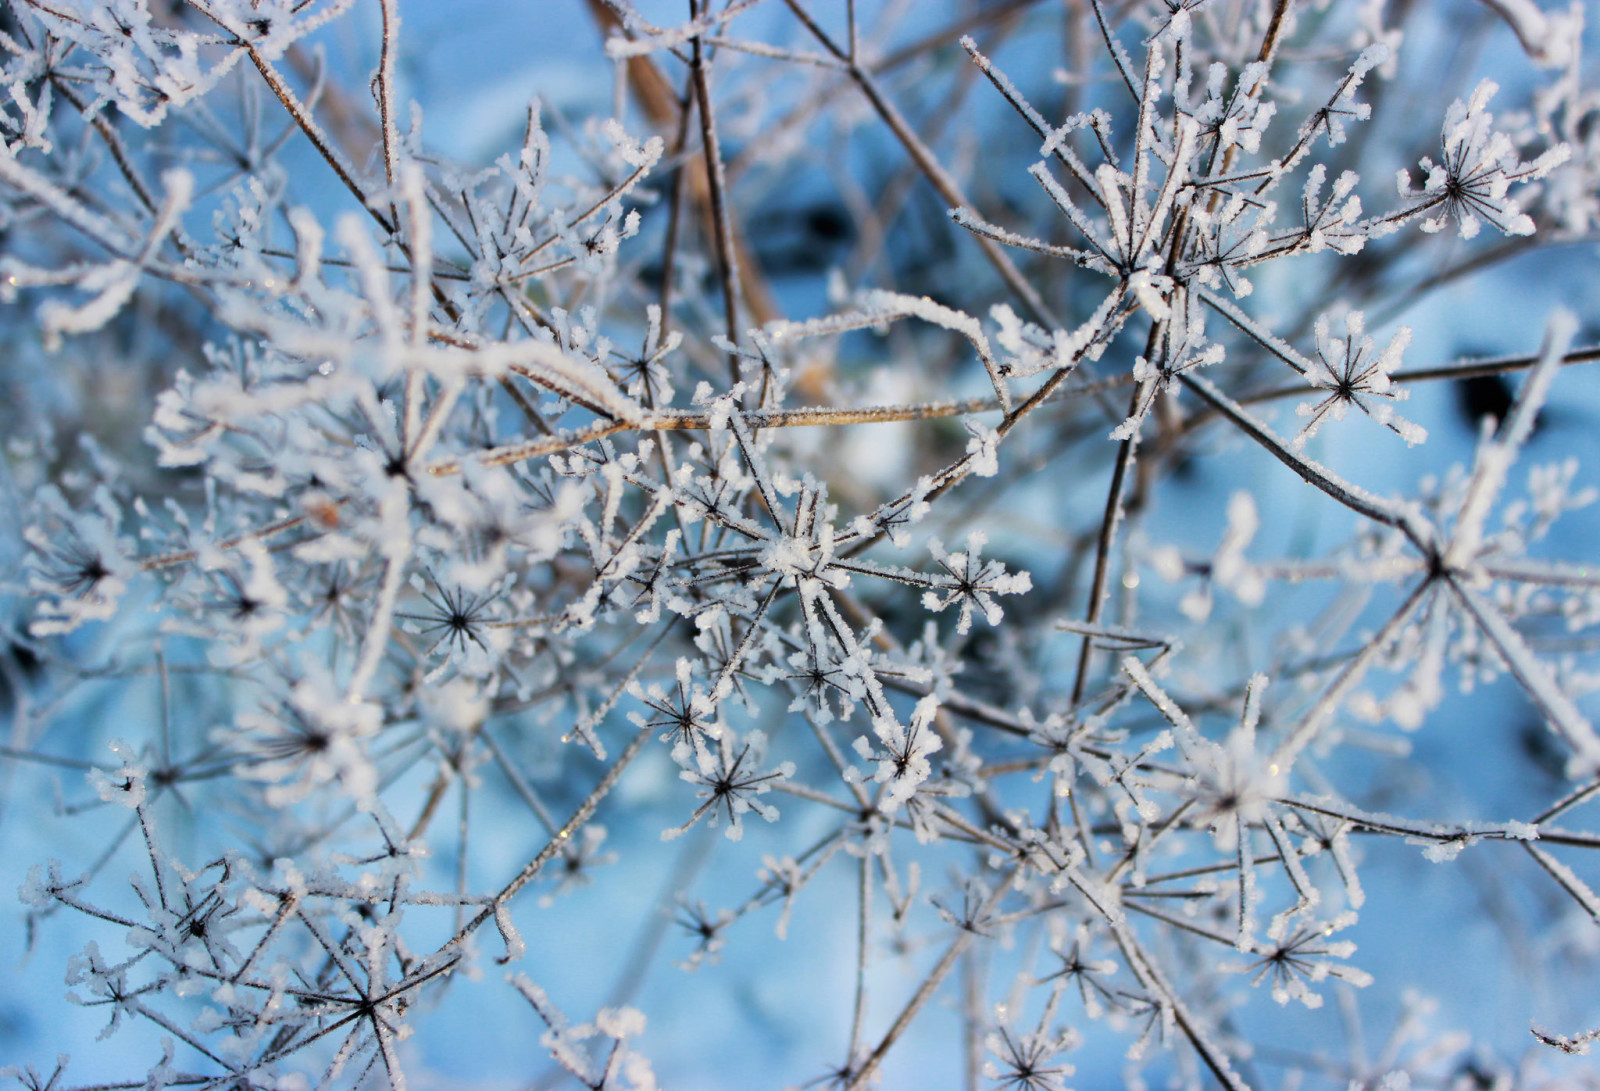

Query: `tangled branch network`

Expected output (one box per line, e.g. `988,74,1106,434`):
4,0,1600,1087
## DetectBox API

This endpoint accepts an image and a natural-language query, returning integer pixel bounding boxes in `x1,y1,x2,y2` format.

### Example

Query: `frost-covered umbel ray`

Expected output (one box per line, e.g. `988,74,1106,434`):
3,0,1600,1088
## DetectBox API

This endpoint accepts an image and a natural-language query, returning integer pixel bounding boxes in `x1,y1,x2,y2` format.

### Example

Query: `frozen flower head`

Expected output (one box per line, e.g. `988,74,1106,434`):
511,976,657,1089
23,485,136,636
87,739,148,809
1186,721,1286,849
1294,309,1422,449
983,1022,1077,1091
630,657,723,771
921,532,1032,635
850,695,944,812
177,540,291,663
1401,79,1570,238
665,729,793,842
1230,914,1372,1008
229,664,382,807
396,572,514,679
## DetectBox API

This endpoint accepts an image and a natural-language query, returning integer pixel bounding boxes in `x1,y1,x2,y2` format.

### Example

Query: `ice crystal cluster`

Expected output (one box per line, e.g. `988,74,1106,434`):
3,0,1600,1087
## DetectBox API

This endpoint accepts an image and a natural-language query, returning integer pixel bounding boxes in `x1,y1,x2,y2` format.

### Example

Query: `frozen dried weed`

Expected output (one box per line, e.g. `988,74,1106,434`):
3,0,1600,1087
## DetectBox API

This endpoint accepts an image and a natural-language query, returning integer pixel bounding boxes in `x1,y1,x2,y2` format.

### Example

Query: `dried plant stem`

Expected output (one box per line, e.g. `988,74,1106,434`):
846,869,1018,1090
441,722,655,956
781,0,1058,328
688,4,744,379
